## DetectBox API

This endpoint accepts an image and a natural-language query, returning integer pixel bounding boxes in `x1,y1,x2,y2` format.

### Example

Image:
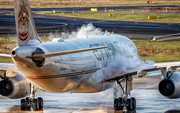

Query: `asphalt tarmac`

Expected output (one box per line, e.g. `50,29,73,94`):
1,11,180,40
1,75,180,113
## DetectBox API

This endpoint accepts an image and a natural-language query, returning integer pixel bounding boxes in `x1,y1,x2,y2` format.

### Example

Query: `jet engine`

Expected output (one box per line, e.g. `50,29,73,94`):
158,71,180,99
0,73,30,99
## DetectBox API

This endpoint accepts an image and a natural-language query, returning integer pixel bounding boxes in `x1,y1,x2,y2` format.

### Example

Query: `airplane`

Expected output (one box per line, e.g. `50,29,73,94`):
1,0,180,111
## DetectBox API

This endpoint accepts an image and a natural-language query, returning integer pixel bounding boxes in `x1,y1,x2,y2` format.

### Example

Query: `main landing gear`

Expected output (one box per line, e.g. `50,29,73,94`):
20,84,44,111
114,76,136,111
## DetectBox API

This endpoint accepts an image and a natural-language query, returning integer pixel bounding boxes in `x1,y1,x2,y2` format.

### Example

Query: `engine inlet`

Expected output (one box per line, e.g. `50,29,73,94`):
32,48,45,67
0,80,13,96
159,79,175,96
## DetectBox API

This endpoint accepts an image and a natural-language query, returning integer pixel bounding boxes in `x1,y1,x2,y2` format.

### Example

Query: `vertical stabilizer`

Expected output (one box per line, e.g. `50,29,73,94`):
14,0,42,46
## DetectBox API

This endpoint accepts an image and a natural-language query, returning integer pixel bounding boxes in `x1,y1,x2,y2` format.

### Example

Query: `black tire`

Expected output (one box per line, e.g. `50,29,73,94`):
25,97,29,102
38,97,43,110
20,99,26,110
114,98,123,110
25,97,30,110
118,98,123,110
131,97,136,110
33,99,39,111
114,99,119,110
127,98,133,110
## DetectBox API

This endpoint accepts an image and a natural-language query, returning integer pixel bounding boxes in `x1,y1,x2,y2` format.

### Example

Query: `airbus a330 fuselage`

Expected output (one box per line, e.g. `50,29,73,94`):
11,35,138,93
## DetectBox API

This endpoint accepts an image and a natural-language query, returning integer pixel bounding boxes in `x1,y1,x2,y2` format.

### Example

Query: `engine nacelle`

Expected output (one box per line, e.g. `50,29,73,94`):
158,71,180,99
0,73,30,99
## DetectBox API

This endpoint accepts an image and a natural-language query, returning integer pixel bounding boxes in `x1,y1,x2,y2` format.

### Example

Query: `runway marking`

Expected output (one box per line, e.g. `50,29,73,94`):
72,108,85,113
134,82,157,91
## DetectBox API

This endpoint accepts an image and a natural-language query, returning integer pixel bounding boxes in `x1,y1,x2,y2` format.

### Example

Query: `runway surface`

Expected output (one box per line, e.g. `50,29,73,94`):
1,75,180,113
1,11,180,40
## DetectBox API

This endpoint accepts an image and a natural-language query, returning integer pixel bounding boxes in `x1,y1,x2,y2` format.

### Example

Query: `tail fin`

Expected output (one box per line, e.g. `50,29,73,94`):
14,0,42,46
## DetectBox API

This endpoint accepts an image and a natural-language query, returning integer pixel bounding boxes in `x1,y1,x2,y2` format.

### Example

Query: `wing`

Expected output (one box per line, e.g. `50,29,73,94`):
105,61,180,82
154,62,180,68
0,54,20,78
0,63,19,73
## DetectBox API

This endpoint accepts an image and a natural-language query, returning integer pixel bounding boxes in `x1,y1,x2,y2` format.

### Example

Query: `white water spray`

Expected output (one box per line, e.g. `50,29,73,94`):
49,23,154,82
49,23,155,99
49,23,113,39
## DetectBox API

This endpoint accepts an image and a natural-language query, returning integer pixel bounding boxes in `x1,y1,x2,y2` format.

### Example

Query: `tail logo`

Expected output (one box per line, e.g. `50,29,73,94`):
18,0,29,41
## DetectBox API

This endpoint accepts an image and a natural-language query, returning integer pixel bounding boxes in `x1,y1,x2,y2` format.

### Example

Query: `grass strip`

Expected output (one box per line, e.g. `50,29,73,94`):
1,0,180,8
37,12,180,23
0,37,180,63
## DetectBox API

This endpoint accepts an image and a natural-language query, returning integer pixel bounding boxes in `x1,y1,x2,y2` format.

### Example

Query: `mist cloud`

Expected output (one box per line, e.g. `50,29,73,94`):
49,23,155,83
49,23,113,39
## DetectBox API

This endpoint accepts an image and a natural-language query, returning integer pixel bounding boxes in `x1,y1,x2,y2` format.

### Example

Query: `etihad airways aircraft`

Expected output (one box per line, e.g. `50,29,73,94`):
1,0,180,111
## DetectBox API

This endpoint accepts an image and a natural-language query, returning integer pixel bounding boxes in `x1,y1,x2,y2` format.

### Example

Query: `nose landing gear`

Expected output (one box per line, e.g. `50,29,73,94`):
20,84,44,111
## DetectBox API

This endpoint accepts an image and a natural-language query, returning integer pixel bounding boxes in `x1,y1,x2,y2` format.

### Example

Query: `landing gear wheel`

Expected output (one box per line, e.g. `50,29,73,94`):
114,77,136,111
131,97,136,110
20,99,27,110
114,98,123,110
25,97,29,102
38,97,43,110
127,98,133,110
114,99,119,110
33,99,39,111
20,84,44,111
118,98,123,110
25,97,30,110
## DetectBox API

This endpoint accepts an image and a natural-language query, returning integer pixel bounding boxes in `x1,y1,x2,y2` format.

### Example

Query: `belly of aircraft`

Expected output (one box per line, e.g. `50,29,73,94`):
26,72,95,93
26,72,114,93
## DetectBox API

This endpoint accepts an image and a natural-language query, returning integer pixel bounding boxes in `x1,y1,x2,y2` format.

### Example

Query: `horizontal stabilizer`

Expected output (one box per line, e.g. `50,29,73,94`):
26,46,108,58
0,54,11,58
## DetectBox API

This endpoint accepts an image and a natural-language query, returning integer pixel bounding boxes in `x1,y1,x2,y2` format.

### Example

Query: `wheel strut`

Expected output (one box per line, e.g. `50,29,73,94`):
20,84,44,111
114,76,136,111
